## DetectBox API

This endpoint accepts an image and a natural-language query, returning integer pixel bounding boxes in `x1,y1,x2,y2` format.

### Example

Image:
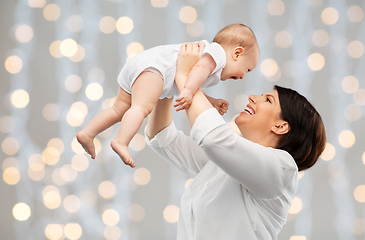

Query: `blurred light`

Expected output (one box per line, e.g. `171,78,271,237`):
307,53,325,71
3,167,20,185
43,4,61,21
48,138,64,155
288,196,302,214
71,138,85,154
49,40,63,58
151,0,168,8
312,30,329,47
5,55,23,74
63,195,81,213
320,143,335,161
126,42,144,57
13,203,31,221
2,137,19,155
163,205,179,223
71,154,89,172
363,152,365,165
351,218,365,235
15,24,33,43
103,209,120,226
179,6,197,24
128,204,145,222
0,116,14,134
99,16,116,34
69,45,85,62
102,97,116,110
187,20,204,37
133,168,151,185
354,185,365,203
267,0,285,16
228,121,241,135
116,16,134,34
80,191,97,208
185,178,193,189
2,157,19,171
11,89,29,108
52,168,67,185
347,6,364,22
64,223,82,240
130,134,146,151
260,58,278,77
338,130,355,148
43,103,60,121
345,104,361,122
342,76,359,94
282,60,300,78
28,0,46,8
298,171,304,180
67,101,88,127
353,89,365,106
321,7,339,25
28,153,45,171
60,164,78,182
88,67,105,83
45,224,64,240
348,41,364,58
85,83,103,101
67,15,84,33
43,187,61,209
265,67,281,82
60,39,78,57
104,226,122,240
65,75,82,92
275,31,292,48
98,181,116,199
233,94,247,112
28,167,45,181
43,147,60,165
289,237,306,240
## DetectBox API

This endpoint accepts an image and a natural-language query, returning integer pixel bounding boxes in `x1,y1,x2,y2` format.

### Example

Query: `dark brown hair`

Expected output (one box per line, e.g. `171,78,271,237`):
275,85,326,171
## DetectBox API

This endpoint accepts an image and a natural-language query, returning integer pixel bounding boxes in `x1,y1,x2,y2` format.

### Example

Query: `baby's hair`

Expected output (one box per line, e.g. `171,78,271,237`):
213,24,258,53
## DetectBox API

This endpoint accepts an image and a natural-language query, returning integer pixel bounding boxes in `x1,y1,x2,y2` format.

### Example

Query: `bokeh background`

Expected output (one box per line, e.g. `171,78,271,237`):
1,0,364,239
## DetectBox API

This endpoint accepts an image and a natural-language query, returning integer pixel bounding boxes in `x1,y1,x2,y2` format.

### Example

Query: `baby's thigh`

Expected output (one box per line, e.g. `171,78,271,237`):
131,71,164,108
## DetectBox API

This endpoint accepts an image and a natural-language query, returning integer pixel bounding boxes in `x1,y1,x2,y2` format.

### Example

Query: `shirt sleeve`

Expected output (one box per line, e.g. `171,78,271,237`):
190,108,298,199
200,41,226,75
145,122,210,177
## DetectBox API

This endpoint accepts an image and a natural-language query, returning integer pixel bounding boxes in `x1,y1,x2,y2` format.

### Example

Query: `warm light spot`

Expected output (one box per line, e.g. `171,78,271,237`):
342,76,359,94
265,67,281,82
28,0,46,8
354,185,365,203
187,20,204,37
85,83,103,101
338,130,355,148
80,191,97,208
288,197,302,214
99,16,116,34
353,89,365,106
103,209,120,226
307,53,325,71
65,75,82,93
298,171,304,180
347,6,364,22
104,226,122,240
275,31,292,48
163,205,179,223
282,60,300,78
98,181,116,199
43,147,60,165
45,224,63,240
352,218,365,235
267,0,285,16
363,152,365,165
67,101,88,127
3,167,20,185
2,157,19,171
320,143,335,161
52,168,67,185
228,121,241,135
345,104,361,122
71,154,89,172
0,116,14,134
88,67,105,83
116,16,134,34
179,6,197,24
128,204,145,222
312,30,329,47
11,89,29,108
133,168,151,185
29,154,45,171
321,7,339,25
289,237,306,240
13,203,31,221
63,195,81,213
43,189,61,209
69,45,85,62
49,40,63,58
348,41,364,58
28,167,45,181
67,15,84,33
43,103,60,121
126,42,144,57
130,134,146,151
5,55,23,74
151,0,168,8
185,178,193,189
64,223,82,240
43,4,61,21
60,164,78,182
260,58,278,77
48,138,64,155
233,94,247,112
2,137,19,155
60,38,78,57
71,138,85,154
15,24,33,43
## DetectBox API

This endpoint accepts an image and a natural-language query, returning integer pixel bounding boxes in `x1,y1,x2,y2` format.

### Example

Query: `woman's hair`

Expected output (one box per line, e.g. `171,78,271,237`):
274,85,326,171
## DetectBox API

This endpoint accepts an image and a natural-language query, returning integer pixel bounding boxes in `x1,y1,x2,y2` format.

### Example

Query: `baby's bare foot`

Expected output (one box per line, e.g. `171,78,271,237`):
110,139,135,168
76,131,96,159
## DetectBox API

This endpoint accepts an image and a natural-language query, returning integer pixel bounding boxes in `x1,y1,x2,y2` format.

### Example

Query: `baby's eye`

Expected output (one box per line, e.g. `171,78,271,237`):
266,98,271,103
247,69,251,72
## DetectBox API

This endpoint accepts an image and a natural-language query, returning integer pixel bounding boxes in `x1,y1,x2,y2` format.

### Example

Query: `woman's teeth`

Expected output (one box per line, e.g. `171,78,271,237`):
244,107,254,115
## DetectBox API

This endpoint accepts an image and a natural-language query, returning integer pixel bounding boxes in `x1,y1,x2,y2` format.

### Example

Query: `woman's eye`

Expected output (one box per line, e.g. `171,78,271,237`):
266,98,271,103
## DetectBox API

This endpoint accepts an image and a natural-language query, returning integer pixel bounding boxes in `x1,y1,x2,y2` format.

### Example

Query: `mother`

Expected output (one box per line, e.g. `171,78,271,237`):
145,43,326,239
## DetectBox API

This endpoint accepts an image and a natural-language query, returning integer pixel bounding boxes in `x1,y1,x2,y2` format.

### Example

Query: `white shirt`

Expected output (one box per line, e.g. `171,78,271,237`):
118,40,226,99
145,108,299,240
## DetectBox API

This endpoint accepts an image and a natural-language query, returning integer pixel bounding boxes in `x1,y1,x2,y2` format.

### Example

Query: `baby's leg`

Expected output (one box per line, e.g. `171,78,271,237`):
77,87,131,159
110,71,163,167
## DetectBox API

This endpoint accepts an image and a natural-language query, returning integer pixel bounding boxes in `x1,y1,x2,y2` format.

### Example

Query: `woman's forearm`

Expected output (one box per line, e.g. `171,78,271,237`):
146,97,173,140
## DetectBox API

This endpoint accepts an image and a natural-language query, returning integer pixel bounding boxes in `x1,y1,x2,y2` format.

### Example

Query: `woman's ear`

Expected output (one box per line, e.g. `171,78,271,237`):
271,120,290,135
233,46,244,60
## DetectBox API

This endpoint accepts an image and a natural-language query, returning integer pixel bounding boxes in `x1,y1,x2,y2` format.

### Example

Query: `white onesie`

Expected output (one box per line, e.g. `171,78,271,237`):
117,40,226,99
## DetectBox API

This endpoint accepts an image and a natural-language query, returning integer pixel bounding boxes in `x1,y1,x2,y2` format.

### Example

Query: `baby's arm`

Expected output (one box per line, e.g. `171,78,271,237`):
203,92,229,115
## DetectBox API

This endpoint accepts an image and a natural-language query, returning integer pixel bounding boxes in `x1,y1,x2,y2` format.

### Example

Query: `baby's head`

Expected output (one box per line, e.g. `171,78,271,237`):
213,24,259,81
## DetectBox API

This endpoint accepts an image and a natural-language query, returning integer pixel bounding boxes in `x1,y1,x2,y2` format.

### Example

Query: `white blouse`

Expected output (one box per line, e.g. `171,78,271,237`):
145,108,298,240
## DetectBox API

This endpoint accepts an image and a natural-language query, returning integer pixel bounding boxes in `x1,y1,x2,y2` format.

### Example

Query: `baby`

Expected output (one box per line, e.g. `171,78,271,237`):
77,24,259,168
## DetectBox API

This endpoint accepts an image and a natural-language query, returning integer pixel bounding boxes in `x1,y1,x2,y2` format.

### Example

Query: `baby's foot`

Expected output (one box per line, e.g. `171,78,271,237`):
76,131,96,159
110,139,135,168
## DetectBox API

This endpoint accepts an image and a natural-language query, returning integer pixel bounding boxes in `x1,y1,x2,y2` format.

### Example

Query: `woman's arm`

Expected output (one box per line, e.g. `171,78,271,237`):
146,97,173,140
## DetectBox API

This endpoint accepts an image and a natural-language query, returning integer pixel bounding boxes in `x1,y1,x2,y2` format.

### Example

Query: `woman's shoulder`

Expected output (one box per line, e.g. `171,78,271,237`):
269,147,298,171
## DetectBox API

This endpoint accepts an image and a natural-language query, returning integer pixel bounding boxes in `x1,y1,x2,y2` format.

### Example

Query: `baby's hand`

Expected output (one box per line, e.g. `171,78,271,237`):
174,88,193,111
210,98,229,115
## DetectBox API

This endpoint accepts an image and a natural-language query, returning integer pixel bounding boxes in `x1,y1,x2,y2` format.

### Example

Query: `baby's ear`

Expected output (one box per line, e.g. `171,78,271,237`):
233,46,244,59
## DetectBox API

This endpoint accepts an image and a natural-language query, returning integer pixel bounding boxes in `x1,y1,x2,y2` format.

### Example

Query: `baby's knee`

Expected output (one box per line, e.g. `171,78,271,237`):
132,104,154,117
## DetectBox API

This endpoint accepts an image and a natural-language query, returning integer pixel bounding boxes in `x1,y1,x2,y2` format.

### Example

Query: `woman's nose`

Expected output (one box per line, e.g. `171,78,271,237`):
248,95,256,103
